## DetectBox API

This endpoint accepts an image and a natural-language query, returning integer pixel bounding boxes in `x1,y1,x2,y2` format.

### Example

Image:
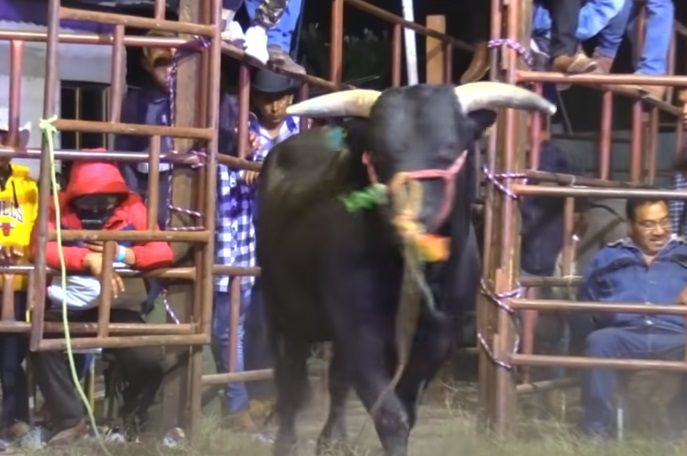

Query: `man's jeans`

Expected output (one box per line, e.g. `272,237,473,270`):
0,292,28,428
532,0,630,58
627,0,673,75
212,289,250,414
582,323,687,438
223,0,303,52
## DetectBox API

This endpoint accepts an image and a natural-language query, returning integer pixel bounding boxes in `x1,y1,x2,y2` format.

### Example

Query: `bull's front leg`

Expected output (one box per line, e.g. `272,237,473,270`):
352,325,410,456
395,311,456,429
316,348,351,455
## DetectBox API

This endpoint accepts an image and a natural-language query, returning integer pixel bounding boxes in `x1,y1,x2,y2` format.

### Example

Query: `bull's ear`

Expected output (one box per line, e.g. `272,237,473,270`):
466,109,497,139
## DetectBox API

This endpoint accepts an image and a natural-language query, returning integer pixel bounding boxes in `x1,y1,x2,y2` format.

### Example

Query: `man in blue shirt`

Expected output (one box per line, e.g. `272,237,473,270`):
579,196,687,438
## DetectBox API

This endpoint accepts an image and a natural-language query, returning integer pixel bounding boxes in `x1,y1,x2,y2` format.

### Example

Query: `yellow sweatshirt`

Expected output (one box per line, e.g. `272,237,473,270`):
0,164,38,291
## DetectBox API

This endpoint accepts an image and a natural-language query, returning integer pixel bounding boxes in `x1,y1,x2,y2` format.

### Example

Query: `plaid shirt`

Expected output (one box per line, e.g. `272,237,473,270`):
671,173,687,236
215,113,300,293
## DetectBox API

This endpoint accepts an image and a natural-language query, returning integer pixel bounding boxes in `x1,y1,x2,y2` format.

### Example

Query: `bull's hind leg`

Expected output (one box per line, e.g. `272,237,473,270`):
352,329,410,456
273,338,310,456
316,349,351,455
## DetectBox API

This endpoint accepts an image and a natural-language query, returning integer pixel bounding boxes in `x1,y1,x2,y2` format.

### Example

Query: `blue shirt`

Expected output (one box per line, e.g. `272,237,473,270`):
579,237,687,330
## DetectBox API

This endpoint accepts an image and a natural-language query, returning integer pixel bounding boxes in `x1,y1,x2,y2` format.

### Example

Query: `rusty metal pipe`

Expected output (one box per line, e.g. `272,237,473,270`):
330,0,344,85
155,0,166,19
109,25,125,124
96,242,116,338
8,40,23,145
59,7,215,36
202,369,274,384
236,65,250,159
54,119,212,140
443,43,453,83
598,91,613,179
343,0,472,52
147,137,161,231
0,30,193,48
0,146,203,164
43,322,194,335
49,230,210,242
30,0,60,351
630,100,643,182
511,353,687,372
37,333,208,351
516,377,578,394
529,83,543,169
512,184,687,199
391,23,402,87
511,298,687,315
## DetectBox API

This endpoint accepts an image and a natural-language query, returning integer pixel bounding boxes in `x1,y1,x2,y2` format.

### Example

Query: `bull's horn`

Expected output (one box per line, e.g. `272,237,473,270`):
454,81,556,116
286,89,382,118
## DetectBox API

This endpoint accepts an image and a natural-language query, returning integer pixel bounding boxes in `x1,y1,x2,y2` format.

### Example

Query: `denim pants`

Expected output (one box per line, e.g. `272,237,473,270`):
0,292,28,428
627,0,674,75
223,0,303,52
212,289,250,413
582,323,686,437
532,0,631,58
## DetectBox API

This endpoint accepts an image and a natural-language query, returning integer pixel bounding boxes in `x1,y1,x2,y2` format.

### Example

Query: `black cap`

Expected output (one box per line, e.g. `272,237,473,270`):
251,69,300,94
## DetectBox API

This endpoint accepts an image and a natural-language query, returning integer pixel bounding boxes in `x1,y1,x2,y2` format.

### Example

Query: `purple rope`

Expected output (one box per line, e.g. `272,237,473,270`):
158,36,210,324
477,279,523,370
477,332,514,371
482,164,519,200
488,38,534,69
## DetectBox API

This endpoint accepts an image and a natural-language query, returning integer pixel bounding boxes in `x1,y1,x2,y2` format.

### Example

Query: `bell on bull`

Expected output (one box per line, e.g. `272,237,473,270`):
256,81,555,456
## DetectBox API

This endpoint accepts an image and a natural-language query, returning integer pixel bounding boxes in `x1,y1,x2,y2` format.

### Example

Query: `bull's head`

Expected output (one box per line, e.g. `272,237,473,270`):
287,82,555,260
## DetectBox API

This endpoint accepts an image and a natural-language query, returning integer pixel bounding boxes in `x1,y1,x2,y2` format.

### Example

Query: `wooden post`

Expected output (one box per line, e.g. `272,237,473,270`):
425,15,445,84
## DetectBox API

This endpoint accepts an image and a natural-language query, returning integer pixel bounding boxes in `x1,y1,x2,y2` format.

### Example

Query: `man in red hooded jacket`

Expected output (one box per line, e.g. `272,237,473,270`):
30,161,173,446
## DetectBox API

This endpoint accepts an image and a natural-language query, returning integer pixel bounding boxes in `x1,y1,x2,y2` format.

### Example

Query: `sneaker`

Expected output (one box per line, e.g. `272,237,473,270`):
221,20,246,48
267,45,306,74
244,25,269,65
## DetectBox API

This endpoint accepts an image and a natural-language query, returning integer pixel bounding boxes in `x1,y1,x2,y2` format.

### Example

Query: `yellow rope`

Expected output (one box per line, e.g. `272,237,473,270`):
39,116,110,454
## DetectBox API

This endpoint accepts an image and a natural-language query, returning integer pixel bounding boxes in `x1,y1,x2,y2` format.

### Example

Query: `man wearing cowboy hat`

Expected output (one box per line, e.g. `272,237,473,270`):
214,69,301,431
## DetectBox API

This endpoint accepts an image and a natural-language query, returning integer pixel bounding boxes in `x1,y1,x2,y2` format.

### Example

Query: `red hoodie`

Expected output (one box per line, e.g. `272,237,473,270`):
31,161,173,271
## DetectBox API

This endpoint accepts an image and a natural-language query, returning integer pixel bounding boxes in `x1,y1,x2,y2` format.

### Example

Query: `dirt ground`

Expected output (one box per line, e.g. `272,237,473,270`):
24,377,687,456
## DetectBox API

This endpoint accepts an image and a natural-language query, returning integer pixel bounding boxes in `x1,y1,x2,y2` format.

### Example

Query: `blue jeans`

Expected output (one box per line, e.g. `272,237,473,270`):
627,0,673,75
0,292,28,428
582,323,687,437
212,289,250,413
223,0,303,52
532,0,630,58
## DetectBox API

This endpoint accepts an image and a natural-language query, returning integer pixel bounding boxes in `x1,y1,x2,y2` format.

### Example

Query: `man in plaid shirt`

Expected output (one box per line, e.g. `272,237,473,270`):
214,69,300,430
670,151,687,236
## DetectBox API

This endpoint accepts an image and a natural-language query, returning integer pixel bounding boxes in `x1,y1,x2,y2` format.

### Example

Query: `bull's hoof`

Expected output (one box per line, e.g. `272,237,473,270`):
273,436,298,456
316,437,355,456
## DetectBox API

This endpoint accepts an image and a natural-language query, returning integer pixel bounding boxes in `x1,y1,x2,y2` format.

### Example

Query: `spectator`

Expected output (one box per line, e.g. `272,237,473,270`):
0,120,36,446
221,0,305,74
579,196,687,438
30,161,172,447
115,30,175,315
669,148,687,236
214,69,301,430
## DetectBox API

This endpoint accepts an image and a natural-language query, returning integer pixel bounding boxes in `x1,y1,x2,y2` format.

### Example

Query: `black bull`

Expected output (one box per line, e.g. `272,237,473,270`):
256,82,555,455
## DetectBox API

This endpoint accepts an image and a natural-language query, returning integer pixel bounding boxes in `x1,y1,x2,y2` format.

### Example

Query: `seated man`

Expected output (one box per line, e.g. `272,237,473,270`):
579,196,687,438
30,161,173,446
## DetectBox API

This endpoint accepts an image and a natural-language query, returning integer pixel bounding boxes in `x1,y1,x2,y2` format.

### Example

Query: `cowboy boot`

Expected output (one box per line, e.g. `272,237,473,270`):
591,51,614,74
460,41,490,84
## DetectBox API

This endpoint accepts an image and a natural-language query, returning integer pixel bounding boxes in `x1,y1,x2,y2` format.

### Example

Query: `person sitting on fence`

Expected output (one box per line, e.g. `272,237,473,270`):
0,118,36,447
221,0,306,74
532,0,632,74
30,160,173,447
578,196,687,439
214,69,301,432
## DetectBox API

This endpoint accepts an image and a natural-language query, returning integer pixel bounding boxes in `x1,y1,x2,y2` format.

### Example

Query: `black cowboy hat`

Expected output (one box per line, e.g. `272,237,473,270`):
251,68,300,94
